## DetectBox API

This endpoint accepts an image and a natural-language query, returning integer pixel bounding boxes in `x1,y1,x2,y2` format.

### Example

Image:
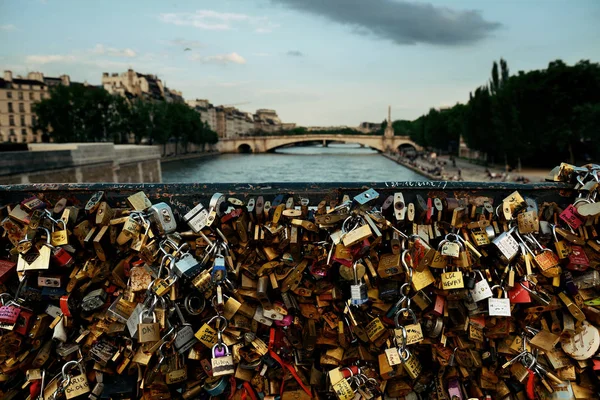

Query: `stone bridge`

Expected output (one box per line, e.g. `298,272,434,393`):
216,134,422,153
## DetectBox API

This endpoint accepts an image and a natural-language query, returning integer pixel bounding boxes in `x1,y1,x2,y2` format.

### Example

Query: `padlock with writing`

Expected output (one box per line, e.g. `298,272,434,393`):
63,360,90,400
441,267,464,290
173,304,198,354
138,310,160,343
492,226,520,263
211,343,235,377
488,285,511,317
438,233,463,258
350,261,368,305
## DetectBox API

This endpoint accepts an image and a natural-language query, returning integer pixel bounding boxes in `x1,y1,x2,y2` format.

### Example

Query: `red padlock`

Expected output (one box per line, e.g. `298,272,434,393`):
0,260,16,284
508,281,532,304
0,295,21,324
567,245,590,271
14,309,34,336
559,205,584,230
60,294,76,317
51,246,74,268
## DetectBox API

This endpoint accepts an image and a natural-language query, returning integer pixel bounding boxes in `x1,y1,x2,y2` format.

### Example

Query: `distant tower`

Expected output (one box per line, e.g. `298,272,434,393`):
384,105,394,138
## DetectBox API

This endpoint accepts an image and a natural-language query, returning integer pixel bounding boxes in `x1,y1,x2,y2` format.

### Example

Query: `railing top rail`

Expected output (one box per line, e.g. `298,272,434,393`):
0,181,573,194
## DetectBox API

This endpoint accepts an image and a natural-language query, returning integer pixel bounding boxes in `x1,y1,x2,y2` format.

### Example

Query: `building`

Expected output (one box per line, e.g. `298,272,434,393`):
102,69,181,103
306,126,351,132
357,122,382,134
253,109,283,134
187,99,217,132
0,70,73,143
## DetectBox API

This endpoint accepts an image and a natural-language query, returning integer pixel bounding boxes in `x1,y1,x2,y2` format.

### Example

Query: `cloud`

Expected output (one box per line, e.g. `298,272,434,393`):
26,54,78,64
92,44,137,58
286,50,304,57
0,24,16,31
189,52,247,65
162,38,204,49
159,10,279,33
269,0,501,46
159,10,251,30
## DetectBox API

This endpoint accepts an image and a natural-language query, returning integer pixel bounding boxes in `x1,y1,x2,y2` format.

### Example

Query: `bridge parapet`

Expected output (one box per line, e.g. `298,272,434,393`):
216,134,422,153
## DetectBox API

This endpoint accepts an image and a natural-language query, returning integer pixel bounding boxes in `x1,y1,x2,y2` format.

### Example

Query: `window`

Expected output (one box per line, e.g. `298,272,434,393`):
6,91,12,99
32,116,37,126
18,92,23,100
9,116,14,126
20,116,25,126
8,102,13,113
21,128,27,136
19,103,25,113
29,92,34,100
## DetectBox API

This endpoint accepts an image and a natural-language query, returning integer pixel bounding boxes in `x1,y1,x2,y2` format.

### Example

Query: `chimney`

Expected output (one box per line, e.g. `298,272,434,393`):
60,74,71,86
3,71,12,82
102,72,109,78
27,72,44,82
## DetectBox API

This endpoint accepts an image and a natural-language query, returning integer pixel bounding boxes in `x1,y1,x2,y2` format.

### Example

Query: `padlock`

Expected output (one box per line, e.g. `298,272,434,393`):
138,310,160,343
350,261,368,305
441,267,464,290
211,343,235,377
0,294,21,325
469,270,493,302
148,202,177,236
17,229,52,272
394,308,423,346
62,360,91,399
174,252,203,279
488,285,511,317
464,272,477,290
492,226,520,263
438,233,463,258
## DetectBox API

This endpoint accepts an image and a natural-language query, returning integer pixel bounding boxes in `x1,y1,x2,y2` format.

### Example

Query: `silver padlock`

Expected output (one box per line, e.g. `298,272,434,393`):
350,261,368,305
469,270,493,303
492,226,520,263
488,285,511,317
148,203,177,236
173,252,203,279
173,304,198,354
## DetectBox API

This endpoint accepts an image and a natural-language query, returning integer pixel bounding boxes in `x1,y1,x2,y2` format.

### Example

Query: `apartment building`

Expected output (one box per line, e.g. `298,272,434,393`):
0,70,72,143
102,69,182,103
187,99,217,133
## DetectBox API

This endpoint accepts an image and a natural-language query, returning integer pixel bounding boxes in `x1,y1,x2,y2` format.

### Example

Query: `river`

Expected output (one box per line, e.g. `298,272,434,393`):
161,144,428,182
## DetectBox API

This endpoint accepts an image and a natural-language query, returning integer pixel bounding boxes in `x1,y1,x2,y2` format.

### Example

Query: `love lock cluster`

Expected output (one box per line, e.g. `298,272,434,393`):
0,164,600,399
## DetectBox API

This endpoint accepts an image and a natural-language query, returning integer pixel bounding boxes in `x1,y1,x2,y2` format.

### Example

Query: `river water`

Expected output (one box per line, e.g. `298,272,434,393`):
162,144,428,182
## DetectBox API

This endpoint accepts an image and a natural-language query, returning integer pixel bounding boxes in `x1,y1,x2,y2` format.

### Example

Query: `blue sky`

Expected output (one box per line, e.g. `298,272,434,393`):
1,0,599,126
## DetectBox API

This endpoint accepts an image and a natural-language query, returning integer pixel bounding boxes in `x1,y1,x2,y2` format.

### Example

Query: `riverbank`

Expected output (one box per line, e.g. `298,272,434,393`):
161,151,220,164
383,153,550,183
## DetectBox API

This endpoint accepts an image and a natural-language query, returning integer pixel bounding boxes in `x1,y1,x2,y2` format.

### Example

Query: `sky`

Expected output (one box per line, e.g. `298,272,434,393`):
1,0,599,126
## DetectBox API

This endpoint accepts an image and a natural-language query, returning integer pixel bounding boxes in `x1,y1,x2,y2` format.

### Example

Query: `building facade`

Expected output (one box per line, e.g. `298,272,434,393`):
357,122,382,134
102,69,181,103
0,70,72,143
187,99,217,133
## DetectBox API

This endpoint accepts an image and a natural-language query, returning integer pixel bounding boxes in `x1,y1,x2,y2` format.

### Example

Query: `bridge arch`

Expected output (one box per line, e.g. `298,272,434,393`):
397,143,417,154
237,143,253,153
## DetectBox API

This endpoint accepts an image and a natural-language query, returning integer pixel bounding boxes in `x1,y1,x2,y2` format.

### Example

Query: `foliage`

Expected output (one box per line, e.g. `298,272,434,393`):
32,85,218,148
407,59,600,167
